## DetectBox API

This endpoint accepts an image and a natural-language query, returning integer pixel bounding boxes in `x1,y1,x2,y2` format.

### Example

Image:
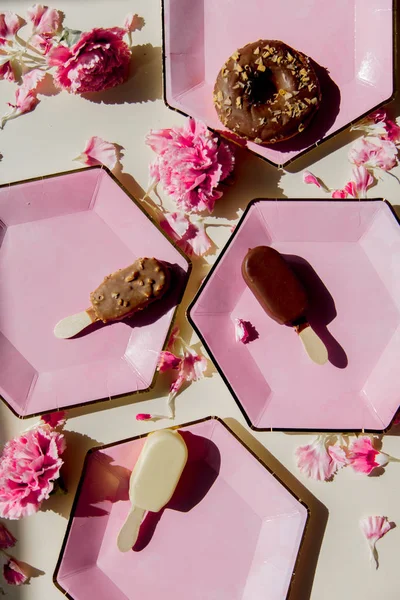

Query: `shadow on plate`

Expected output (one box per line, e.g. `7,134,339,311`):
81,44,162,105
284,254,348,369
223,418,329,600
72,261,187,339
133,431,221,551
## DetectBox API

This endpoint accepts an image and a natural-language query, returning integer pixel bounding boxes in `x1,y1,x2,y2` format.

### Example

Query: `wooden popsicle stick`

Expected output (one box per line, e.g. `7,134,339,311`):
117,505,145,552
297,325,328,365
54,307,98,339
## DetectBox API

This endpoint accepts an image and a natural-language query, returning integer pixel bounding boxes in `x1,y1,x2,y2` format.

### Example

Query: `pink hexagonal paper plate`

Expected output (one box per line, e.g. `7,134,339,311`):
0,166,191,418
188,199,400,432
162,0,395,168
54,417,309,600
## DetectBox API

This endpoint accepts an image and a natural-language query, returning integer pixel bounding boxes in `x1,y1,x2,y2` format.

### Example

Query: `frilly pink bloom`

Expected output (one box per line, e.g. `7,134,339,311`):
234,318,251,343
169,347,207,400
295,436,348,481
48,27,131,94
124,14,145,32
146,118,235,213
160,212,212,257
0,426,66,519
0,522,17,549
75,136,120,170
40,410,66,428
27,4,63,35
360,516,393,568
347,436,389,474
0,12,25,37
3,557,28,585
157,351,181,372
302,170,322,188
349,136,397,171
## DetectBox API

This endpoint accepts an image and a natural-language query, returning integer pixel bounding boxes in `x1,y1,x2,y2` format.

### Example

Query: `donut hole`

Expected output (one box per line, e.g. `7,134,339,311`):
246,68,277,105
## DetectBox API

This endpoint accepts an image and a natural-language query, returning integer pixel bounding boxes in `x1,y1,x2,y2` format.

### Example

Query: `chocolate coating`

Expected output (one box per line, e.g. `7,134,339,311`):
213,40,321,144
242,246,308,325
90,257,169,323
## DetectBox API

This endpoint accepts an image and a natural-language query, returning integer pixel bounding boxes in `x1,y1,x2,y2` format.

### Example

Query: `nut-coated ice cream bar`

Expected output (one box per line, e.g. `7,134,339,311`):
54,257,170,338
242,246,328,365
117,429,188,552
242,246,308,325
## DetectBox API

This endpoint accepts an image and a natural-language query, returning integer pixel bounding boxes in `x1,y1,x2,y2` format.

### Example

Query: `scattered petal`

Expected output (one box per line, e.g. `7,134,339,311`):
167,326,180,350
331,189,348,199
136,413,153,421
75,136,120,170
360,516,393,569
234,318,251,343
40,411,66,428
124,14,145,32
348,436,388,474
0,12,25,38
160,212,212,257
302,170,322,188
3,558,28,585
348,136,397,171
157,351,181,372
27,4,63,36
169,347,207,400
145,118,235,213
351,165,375,198
295,436,347,481
0,522,17,549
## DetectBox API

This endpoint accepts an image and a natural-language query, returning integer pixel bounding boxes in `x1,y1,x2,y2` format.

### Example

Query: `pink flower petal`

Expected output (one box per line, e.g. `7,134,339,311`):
352,165,375,198
0,522,17,549
135,413,153,421
124,13,145,32
302,170,322,188
234,318,251,343
167,326,180,350
347,436,388,474
360,516,393,568
40,411,66,428
169,347,207,399
295,436,347,481
27,4,63,35
331,189,348,199
3,558,28,585
348,136,397,171
157,351,181,372
0,12,25,37
76,136,120,170
21,69,46,92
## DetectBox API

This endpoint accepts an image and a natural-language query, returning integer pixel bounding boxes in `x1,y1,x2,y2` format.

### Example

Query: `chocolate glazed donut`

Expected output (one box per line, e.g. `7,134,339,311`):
213,40,322,144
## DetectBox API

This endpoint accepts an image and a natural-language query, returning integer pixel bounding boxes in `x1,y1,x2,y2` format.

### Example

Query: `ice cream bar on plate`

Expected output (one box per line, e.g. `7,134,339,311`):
54,257,170,338
117,429,188,552
242,246,328,364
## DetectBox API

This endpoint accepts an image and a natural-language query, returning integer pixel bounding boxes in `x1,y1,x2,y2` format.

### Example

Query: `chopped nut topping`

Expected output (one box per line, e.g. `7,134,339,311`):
241,72,248,81
97,294,104,302
231,51,240,61
123,300,130,307
236,96,242,108
254,57,263,65
262,51,270,58
253,47,260,55
254,137,262,143
259,117,266,125
299,68,308,76
117,298,123,306
224,97,232,105
287,52,294,62
308,83,316,92
310,97,318,104
278,89,286,96
111,292,119,299
298,123,305,132
283,91,293,100
270,54,278,63
271,117,278,123
217,90,223,101
233,62,243,72
146,278,154,284
277,56,283,64
138,280,144,286
257,64,266,72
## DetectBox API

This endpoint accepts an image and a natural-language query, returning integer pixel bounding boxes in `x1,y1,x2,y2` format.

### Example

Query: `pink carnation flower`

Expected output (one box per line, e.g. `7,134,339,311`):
3,557,28,585
146,118,235,213
157,350,181,372
349,136,397,171
75,136,120,170
234,318,251,343
48,27,131,94
347,436,389,474
0,426,66,519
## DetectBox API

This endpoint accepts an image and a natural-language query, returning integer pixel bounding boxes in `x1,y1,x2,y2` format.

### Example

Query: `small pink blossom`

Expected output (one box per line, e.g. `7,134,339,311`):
0,426,66,519
234,318,251,343
157,351,181,372
27,4,63,36
160,212,212,256
302,170,322,188
146,118,235,213
3,558,28,585
48,27,131,94
349,136,397,171
124,14,145,32
360,516,393,568
169,347,207,400
347,436,389,474
40,410,66,428
75,136,120,170
295,436,348,481
0,12,25,38
0,522,16,549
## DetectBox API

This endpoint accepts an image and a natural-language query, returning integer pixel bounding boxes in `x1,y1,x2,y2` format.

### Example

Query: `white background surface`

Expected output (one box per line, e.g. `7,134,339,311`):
1,1,400,599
